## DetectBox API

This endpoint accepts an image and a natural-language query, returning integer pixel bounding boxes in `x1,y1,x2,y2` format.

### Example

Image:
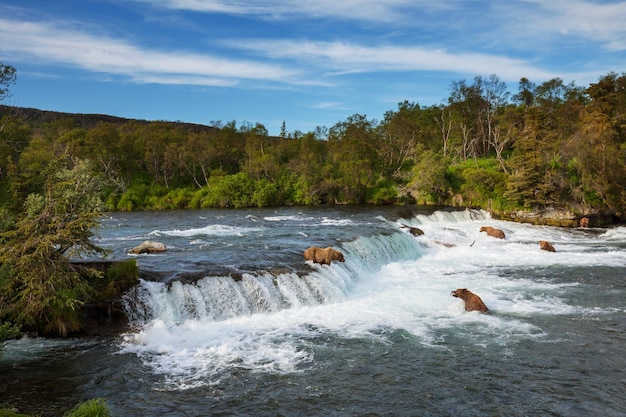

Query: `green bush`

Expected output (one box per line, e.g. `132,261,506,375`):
367,179,398,204
290,177,321,205
64,398,111,417
0,208,14,233
189,187,212,208
115,185,148,211
161,187,194,209
0,398,111,417
84,259,139,302
0,321,20,341
252,179,279,207
446,158,511,209
196,173,256,208
0,408,30,417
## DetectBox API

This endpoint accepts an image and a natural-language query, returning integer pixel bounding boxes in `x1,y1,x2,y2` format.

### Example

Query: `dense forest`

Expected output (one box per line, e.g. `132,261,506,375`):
1,72,625,220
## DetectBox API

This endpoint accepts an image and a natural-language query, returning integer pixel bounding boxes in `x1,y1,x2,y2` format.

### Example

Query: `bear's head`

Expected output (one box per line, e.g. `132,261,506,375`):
332,250,345,262
451,288,469,299
539,240,556,252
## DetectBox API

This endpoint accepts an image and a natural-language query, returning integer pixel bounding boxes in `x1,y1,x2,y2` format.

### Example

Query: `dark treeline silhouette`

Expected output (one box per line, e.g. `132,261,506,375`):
1,72,625,218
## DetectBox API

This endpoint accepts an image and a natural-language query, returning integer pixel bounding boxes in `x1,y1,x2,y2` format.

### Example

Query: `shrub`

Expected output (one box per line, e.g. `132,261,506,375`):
0,408,30,417
0,321,20,341
252,179,278,207
367,179,398,204
81,259,139,302
64,398,111,417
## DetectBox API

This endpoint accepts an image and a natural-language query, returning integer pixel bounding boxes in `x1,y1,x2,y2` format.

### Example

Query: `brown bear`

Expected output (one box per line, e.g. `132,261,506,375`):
400,225,424,236
303,246,345,266
480,226,505,239
451,288,489,313
539,240,556,252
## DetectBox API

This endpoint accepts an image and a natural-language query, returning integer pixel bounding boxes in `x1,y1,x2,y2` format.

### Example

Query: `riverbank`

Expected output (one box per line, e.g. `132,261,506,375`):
494,207,621,227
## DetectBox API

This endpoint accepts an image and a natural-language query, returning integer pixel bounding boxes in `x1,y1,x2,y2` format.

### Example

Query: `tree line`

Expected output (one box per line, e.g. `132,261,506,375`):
1,71,625,217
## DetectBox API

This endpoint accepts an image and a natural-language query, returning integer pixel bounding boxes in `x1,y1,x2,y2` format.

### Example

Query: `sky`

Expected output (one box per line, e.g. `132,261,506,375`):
1,1,625,136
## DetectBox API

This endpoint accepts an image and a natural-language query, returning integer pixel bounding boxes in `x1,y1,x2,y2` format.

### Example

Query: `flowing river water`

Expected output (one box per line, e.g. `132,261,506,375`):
1,206,625,416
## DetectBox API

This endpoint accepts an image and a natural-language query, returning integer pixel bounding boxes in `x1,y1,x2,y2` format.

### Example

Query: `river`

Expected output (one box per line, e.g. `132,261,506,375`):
1,206,625,416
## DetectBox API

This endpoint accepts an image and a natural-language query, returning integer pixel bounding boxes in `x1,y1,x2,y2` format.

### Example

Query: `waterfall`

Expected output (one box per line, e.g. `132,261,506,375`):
122,229,425,325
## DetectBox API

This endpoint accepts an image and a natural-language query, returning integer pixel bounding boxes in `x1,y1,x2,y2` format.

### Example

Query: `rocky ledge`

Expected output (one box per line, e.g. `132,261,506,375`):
496,207,620,228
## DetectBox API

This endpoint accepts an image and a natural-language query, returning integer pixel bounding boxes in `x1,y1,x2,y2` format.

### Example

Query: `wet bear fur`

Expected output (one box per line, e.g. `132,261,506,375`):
451,288,489,313
539,240,556,252
480,226,505,239
303,246,345,266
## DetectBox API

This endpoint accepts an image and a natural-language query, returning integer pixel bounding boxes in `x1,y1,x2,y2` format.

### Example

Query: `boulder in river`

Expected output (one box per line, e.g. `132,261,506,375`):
129,240,167,254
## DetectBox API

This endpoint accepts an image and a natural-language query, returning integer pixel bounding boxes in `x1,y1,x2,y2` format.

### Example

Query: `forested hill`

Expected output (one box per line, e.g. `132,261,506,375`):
1,72,625,226
0,104,219,133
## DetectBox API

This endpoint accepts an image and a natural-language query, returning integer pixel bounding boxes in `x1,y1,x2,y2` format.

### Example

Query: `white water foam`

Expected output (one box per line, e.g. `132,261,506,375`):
150,224,264,237
263,214,315,222
119,209,626,390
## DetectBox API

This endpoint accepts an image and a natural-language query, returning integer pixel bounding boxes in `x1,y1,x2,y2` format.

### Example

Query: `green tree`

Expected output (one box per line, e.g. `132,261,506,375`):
448,74,510,160
565,73,626,211
504,106,566,207
288,132,328,204
379,101,423,177
242,123,280,181
407,149,450,204
513,77,536,107
328,114,382,203
0,63,17,102
179,131,213,188
0,116,31,197
0,158,108,336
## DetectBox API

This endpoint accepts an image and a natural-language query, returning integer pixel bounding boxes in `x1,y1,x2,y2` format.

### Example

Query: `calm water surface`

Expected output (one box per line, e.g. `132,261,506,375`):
1,206,625,416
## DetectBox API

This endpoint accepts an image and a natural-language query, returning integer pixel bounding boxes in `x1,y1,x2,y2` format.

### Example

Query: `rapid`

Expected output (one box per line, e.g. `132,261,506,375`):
1,206,625,416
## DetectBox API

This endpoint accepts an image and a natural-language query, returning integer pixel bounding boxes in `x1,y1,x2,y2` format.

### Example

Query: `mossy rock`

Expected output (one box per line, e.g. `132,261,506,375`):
72,260,139,302
71,260,140,335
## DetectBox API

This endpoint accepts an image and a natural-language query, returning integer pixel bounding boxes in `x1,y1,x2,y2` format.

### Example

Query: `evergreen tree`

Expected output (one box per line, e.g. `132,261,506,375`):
0,158,108,336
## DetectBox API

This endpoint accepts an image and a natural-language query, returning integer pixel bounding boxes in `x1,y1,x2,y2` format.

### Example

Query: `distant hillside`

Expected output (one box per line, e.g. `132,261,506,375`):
0,105,219,133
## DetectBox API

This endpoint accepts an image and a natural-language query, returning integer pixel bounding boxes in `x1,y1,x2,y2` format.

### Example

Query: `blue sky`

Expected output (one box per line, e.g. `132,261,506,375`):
1,1,625,135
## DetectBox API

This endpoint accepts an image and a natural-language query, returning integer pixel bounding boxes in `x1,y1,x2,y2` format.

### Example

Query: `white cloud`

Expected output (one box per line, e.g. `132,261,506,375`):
1,0,614,93
228,39,557,82
0,17,297,86
520,0,626,51
310,101,350,110
132,0,429,23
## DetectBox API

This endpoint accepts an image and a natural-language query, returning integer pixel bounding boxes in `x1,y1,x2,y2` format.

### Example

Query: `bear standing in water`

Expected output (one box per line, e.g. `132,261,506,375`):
303,246,345,266
451,288,489,313
480,226,505,239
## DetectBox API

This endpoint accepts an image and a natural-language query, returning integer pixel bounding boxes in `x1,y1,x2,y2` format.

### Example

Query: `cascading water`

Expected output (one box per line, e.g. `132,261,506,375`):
122,227,426,326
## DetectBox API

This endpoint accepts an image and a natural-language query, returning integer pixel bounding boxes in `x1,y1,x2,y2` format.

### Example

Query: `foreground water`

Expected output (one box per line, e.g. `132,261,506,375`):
1,206,625,416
